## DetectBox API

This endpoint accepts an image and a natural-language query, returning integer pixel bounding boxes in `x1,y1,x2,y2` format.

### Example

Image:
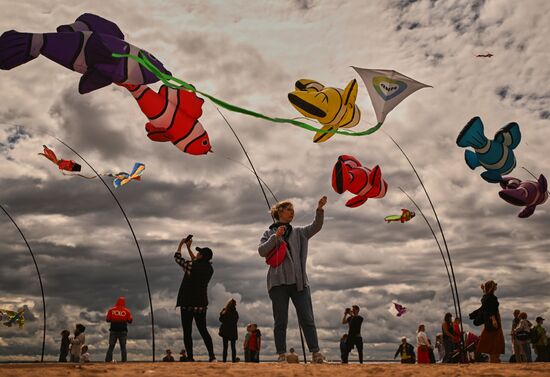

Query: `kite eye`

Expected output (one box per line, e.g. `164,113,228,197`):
202,139,209,146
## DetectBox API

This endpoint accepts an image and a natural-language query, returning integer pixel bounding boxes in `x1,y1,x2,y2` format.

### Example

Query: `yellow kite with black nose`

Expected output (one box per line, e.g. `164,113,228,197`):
288,79,361,143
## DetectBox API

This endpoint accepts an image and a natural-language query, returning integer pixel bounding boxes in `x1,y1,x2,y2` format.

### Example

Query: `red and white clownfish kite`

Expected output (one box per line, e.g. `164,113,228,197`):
331,154,388,208
119,83,212,156
39,145,94,178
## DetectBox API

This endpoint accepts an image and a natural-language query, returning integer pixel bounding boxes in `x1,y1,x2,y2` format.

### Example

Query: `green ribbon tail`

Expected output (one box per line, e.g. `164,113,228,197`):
112,52,382,137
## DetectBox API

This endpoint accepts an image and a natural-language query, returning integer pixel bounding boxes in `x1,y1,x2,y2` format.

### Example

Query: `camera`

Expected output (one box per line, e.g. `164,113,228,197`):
184,234,193,242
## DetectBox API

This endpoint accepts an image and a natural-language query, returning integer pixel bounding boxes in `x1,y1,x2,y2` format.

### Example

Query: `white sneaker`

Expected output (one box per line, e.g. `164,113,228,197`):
312,352,325,364
277,354,287,363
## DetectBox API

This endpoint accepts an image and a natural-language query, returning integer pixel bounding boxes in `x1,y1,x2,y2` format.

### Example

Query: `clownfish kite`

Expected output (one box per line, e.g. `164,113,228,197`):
106,162,145,189
332,155,388,208
384,209,415,223
499,175,548,218
119,83,212,155
39,145,94,178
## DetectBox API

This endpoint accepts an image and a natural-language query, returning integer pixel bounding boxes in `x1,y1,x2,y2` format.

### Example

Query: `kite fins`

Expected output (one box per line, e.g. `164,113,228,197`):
0,30,41,70
342,79,358,107
518,205,536,218
464,150,480,170
494,122,521,149
313,124,337,143
78,68,112,94
57,13,125,40
456,116,487,149
339,104,361,129
368,165,382,188
346,195,368,208
539,174,547,194
295,79,324,92
145,122,172,142
332,157,351,194
481,170,502,183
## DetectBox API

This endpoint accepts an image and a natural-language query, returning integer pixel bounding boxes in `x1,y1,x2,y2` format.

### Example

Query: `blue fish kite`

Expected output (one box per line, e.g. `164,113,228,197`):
456,116,521,183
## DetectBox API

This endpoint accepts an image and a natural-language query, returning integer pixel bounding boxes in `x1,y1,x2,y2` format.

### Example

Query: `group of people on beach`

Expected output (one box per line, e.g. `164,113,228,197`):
55,197,549,364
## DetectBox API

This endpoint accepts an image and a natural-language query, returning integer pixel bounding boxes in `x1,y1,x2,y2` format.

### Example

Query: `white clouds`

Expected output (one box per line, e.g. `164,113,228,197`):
0,0,549,362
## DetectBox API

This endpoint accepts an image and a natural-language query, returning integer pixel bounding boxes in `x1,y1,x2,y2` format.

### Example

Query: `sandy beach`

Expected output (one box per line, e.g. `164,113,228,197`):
0,363,549,377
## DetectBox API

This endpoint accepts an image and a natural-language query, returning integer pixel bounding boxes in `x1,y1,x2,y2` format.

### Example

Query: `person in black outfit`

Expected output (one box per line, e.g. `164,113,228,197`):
175,237,216,362
442,312,455,363
219,298,239,362
59,330,70,362
342,305,364,363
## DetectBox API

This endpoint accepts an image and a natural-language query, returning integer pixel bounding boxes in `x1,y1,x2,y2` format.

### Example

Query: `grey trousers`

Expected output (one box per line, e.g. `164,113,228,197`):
105,331,128,362
269,284,319,354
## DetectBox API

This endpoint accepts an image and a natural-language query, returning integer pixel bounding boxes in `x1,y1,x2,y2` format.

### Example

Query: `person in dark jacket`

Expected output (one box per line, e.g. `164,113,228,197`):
442,312,455,363
105,296,133,362
175,237,215,362
476,280,505,363
59,330,70,362
393,337,415,363
340,334,349,363
219,298,239,362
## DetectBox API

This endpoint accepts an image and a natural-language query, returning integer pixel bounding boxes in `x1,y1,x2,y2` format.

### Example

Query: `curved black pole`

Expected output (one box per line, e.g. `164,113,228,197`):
0,204,46,362
54,137,156,361
398,187,458,316
216,109,308,363
385,132,465,356
222,156,279,203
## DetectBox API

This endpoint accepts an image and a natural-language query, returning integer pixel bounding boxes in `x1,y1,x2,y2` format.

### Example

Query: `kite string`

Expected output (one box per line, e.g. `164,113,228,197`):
111,52,383,137
522,167,550,195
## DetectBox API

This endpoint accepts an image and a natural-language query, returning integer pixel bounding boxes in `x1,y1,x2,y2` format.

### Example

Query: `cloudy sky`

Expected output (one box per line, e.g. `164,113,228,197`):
1,0,549,362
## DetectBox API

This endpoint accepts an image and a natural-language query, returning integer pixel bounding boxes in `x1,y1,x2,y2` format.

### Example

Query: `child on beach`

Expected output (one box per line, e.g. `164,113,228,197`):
80,345,90,363
59,330,70,362
69,324,86,362
244,323,261,362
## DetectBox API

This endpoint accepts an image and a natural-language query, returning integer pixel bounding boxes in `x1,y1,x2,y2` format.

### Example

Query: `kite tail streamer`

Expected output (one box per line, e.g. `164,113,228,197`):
0,204,46,362
54,137,156,362
215,108,308,362
522,167,550,195
398,187,458,317
112,52,382,137
386,132,465,357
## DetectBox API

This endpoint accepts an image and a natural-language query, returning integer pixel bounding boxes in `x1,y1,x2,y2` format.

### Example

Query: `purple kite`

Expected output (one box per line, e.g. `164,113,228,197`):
392,302,407,317
0,13,171,93
499,175,548,218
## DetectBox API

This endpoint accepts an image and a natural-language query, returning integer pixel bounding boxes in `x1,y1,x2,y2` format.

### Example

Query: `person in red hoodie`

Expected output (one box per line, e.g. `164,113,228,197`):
105,297,133,362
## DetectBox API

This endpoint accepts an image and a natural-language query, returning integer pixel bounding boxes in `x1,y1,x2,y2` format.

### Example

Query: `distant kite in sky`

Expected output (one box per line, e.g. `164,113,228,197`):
106,162,145,188
39,145,83,174
288,79,361,143
499,175,548,218
352,67,432,134
119,83,212,155
385,209,415,223
0,13,171,93
390,302,407,317
475,53,493,58
332,155,388,208
0,308,25,328
456,116,521,183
